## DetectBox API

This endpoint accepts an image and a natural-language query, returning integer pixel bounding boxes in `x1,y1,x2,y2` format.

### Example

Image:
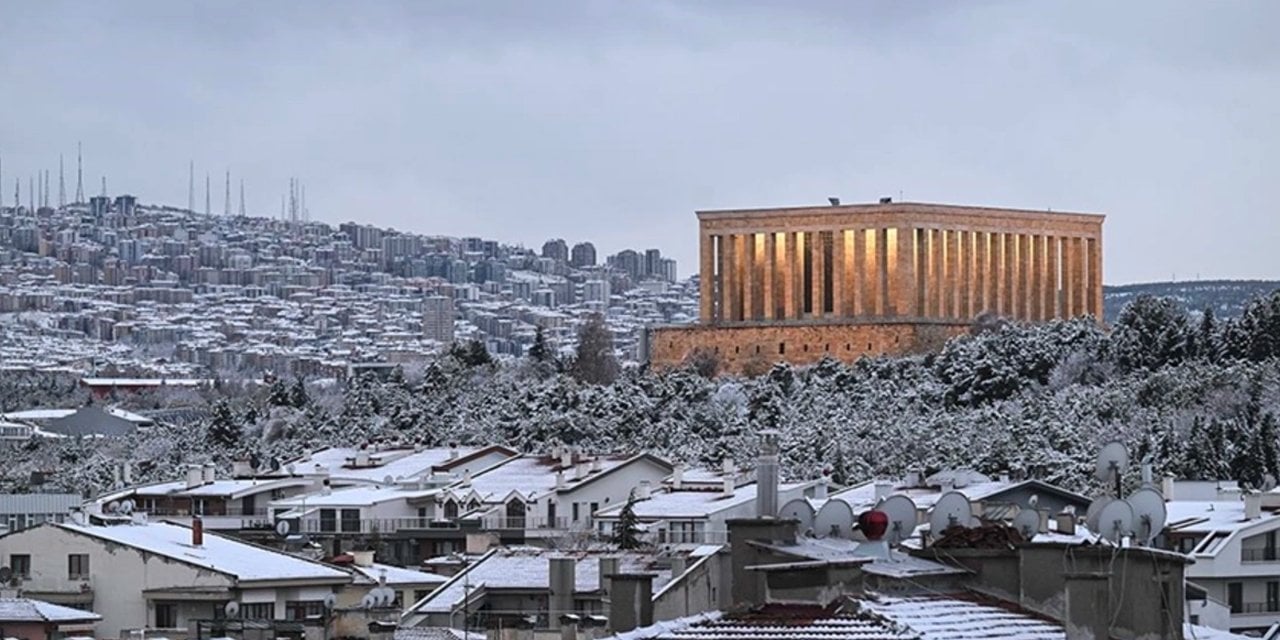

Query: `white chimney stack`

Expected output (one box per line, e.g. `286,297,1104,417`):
561,449,573,469
722,476,735,497
672,465,684,490
202,463,216,485
722,458,736,477
1246,493,1263,520
815,476,829,500
575,462,588,481
636,480,652,500
756,430,780,518
1162,476,1175,501
185,465,203,490
556,470,567,491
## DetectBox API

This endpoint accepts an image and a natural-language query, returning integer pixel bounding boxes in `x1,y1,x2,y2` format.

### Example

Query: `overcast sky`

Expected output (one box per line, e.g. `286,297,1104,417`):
1,1,1276,284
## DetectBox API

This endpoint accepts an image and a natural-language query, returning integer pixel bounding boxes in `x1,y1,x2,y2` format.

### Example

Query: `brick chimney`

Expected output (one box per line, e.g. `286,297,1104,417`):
192,516,204,547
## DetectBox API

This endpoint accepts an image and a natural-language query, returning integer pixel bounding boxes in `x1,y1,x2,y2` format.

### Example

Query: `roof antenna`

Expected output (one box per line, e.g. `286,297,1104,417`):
74,141,84,204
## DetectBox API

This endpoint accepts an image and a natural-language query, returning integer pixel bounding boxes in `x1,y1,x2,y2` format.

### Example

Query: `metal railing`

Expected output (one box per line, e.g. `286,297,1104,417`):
1241,601,1280,614
298,517,451,534
1241,548,1279,562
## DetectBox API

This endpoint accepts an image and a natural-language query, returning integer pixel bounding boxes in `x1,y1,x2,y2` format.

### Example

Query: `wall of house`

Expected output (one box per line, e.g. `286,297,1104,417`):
0,525,234,639
0,621,53,640
652,553,721,620
552,460,674,528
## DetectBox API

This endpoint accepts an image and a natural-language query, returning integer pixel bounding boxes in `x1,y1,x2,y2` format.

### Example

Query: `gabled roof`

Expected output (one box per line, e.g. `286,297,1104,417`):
0,597,103,622
595,480,819,521
453,453,673,504
52,521,350,584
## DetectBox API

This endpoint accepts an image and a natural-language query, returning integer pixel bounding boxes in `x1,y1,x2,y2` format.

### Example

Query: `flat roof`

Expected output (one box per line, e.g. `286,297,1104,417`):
697,201,1105,223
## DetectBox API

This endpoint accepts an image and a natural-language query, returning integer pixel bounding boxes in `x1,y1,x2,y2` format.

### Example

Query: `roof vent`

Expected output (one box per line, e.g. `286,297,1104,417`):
879,197,892,204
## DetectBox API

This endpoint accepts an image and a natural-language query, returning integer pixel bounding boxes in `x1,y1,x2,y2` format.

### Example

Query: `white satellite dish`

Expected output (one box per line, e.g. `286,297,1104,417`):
361,593,376,610
383,475,394,485
275,520,291,538
929,491,973,537
1095,499,1134,543
323,593,337,611
1095,441,1129,492
107,501,121,514
877,495,917,546
779,499,816,533
1127,488,1167,544
224,601,240,618
1013,509,1041,540
120,499,135,515
813,499,854,539
1084,497,1111,531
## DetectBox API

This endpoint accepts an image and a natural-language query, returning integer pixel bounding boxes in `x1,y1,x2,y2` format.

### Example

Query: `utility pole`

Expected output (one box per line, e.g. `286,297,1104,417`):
205,174,211,216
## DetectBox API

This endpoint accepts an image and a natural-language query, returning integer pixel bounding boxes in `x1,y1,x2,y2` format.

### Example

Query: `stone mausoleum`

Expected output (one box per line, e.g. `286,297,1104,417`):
649,200,1104,373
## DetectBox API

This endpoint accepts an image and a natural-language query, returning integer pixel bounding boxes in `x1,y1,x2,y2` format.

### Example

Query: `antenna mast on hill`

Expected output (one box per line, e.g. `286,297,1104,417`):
224,170,231,217
188,160,195,213
74,142,84,204
205,173,211,216
238,178,246,217
58,155,66,209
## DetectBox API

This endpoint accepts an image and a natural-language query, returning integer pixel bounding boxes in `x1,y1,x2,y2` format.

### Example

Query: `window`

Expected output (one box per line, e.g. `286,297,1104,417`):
319,508,337,532
778,342,785,354
1268,531,1278,561
340,509,361,533
241,494,256,516
444,501,458,519
10,554,30,579
413,589,432,603
68,554,90,580
1228,582,1243,614
285,600,325,620
1269,582,1279,613
241,602,275,619
156,602,178,628
572,503,580,522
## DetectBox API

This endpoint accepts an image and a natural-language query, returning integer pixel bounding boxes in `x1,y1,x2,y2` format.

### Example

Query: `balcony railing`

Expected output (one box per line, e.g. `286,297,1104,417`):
1241,548,1279,562
481,516,573,531
298,517,452,535
1241,601,1280,614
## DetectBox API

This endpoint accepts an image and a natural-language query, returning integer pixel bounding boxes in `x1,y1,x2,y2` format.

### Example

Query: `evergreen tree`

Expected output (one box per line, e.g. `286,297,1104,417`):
571,313,619,385
267,378,291,407
289,379,309,408
1197,307,1219,362
1112,295,1191,372
466,340,493,367
529,327,551,363
612,489,643,550
207,400,240,448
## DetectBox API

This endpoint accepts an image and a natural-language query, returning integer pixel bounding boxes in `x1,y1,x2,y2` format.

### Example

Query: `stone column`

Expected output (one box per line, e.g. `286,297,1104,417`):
875,228,889,317
853,228,867,316
1015,234,1029,320
894,227,916,317
723,233,739,321
928,229,943,317
715,234,728,324
700,229,714,323
762,232,776,320
974,231,988,315
1063,236,1079,317
1071,237,1086,318
1003,233,1017,319
790,232,805,319
1088,236,1103,321
1046,236,1060,318
831,230,846,317
1029,235,1043,322
958,230,972,320
741,234,756,321
811,231,826,317
945,229,959,319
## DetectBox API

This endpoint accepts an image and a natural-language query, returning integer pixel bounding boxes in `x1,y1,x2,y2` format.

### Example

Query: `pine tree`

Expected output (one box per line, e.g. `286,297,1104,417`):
612,489,643,550
207,400,240,448
267,378,291,407
466,340,493,367
529,327,551,363
289,379,309,408
1197,307,1218,362
572,313,619,385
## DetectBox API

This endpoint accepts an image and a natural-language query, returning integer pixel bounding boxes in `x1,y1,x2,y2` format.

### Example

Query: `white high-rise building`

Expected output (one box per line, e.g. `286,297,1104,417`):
423,295,455,344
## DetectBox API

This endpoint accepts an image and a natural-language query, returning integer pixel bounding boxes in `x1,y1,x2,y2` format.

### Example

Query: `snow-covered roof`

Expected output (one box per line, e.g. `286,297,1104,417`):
350,562,449,587
754,538,966,579
271,484,437,508
596,481,814,520
0,597,103,622
1,408,76,421
857,595,1064,639
56,521,351,584
119,477,315,500
408,548,669,614
285,446,503,484
456,454,669,503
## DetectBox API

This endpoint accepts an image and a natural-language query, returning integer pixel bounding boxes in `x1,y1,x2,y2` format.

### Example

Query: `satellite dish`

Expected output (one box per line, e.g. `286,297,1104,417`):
286,463,296,475
383,475,394,485
1095,441,1130,490
1127,488,1168,544
1095,499,1135,543
120,499,135,514
1084,497,1111,532
361,593,376,610
381,586,397,607
813,499,854,539
107,501,121,514
876,495,918,546
779,499,816,533
323,593,337,611
224,601,240,618
275,520,291,538
929,491,973,537
1013,509,1041,540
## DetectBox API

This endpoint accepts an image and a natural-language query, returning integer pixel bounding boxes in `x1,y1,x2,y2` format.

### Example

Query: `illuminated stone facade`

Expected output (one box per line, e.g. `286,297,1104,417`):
650,201,1105,373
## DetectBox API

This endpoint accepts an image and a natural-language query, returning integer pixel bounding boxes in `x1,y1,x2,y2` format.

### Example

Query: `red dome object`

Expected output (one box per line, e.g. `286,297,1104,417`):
859,510,890,541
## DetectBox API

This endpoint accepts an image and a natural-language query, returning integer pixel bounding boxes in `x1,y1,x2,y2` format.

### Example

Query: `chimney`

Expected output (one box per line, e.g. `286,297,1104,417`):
321,478,332,496
449,443,459,460
722,458,736,477
185,465,203,490
814,476,829,500
556,470,567,491
549,557,575,630
202,462,216,485
998,472,1010,484
463,469,473,487
607,574,655,633
1246,493,1262,520
598,557,619,595
192,516,204,547
756,430,780,518
590,457,602,473
561,449,573,470
1162,476,1175,500
672,465,684,490
874,481,893,500
352,550,375,567
904,471,920,488
355,450,371,467
636,480,652,500
1056,511,1076,536
722,476,735,498
123,461,133,485
232,460,253,478
575,462,588,481
670,555,687,577
1064,572,1110,640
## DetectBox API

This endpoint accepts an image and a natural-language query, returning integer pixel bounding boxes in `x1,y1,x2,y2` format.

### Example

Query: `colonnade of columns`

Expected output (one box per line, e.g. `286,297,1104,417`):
699,227,1102,324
